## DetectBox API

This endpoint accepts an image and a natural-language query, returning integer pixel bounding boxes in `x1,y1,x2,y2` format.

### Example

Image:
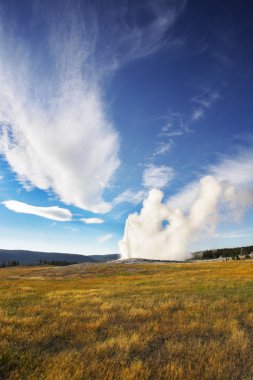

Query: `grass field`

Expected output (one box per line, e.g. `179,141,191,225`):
0,261,253,380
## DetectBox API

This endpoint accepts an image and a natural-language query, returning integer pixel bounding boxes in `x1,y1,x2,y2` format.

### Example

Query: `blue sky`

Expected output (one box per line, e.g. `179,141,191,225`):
0,0,253,255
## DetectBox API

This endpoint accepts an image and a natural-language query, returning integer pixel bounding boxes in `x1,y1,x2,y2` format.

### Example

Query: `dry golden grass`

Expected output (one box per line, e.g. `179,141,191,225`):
0,261,253,379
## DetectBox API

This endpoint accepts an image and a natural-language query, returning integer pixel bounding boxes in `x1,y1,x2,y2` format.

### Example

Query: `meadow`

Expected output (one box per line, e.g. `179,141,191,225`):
0,261,253,380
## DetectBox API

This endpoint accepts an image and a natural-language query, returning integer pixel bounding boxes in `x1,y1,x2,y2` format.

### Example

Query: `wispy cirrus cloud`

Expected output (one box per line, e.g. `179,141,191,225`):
153,141,173,156
0,2,119,214
113,189,146,206
97,0,187,68
191,108,204,121
191,89,220,121
149,112,190,165
0,0,186,214
143,164,174,189
2,200,72,221
97,233,113,243
160,112,190,137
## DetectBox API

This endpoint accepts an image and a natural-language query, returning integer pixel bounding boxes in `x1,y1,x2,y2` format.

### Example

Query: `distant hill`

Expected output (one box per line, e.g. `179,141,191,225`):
90,254,120,262
0,249,120,266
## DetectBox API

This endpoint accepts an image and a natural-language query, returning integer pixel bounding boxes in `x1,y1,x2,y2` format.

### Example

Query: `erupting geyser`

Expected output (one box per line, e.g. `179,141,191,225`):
119,176,253,261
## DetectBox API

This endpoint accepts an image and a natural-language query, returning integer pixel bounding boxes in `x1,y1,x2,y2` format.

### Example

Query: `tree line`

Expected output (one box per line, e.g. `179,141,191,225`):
1,260,20,268
0,259,74,268
38,259,73,266
200,245,253,260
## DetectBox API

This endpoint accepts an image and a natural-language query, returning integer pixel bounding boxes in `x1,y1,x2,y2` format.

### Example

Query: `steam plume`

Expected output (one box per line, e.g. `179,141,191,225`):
119,176,253,261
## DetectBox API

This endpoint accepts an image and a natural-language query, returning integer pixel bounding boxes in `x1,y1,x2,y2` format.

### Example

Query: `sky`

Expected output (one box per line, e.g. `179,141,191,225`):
0,0,253,255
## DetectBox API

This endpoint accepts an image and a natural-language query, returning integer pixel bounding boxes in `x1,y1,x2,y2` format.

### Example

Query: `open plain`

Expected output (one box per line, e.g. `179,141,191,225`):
0,261,253,380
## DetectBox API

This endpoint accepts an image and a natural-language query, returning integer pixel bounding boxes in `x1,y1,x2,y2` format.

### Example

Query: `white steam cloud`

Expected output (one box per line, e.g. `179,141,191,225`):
119,174,253,261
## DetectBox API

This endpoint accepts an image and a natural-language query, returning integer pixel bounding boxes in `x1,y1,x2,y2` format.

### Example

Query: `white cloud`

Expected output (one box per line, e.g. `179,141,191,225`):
0,6,120,214
143,164,174,189
191,89,219,122
154,141,173,156
161,130,184,137
169,150,253,212
101,0,187,67
0,1,187,214
191,108,204,121
113,189,146,206
2,200,72,221
160,112,191,139
210,152,253,186
97,233,113,243
192,90,219,109
80,217,104,224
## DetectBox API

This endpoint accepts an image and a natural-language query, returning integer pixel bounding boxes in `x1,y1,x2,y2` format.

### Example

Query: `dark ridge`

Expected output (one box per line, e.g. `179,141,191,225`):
0,249,120,266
